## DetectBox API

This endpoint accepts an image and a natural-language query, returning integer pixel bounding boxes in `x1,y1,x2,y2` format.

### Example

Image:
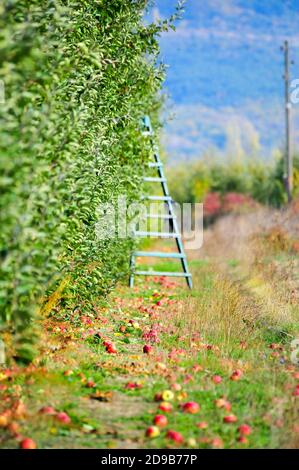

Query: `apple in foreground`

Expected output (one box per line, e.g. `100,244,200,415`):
145,426,160,438
212,375,222,384
238,424,252,436
230,369,243,381
166,430,184,443
153,415,168,427
39,406,56,415
223,414,238,423
56,412,71,424
143,344,153,354
20,438,37,449
197,421,208,429
158,402,173,412
182,401,200,414
106,344,117,354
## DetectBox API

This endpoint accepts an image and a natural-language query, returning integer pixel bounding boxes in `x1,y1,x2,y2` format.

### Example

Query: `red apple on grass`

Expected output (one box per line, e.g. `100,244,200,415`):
211,437,223,448
237,436,248,444
143,344,153,354
63,370,74,377
56,412,71,424
230,369,243,381
171,383,182,391
106,344,117,354
212,375,222,384
196,421,208,429
238,424,252,436
215,398,231,411
86,379,96,388
182,401,200,414
20,438,37,449
158,402,173,412
39,406,56,415
145,426,160,438
154,392,163,402
223,414,238,423
166,430,184,444
153,415,168,427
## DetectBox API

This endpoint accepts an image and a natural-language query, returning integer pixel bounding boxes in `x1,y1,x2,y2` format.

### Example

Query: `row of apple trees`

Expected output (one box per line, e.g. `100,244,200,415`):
0,0,180,361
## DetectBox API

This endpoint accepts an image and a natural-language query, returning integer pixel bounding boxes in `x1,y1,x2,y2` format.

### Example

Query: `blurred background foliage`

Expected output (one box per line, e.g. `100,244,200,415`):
168,152,299,219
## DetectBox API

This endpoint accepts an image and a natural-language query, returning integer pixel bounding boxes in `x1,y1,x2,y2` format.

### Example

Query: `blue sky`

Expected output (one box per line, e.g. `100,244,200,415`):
151,0,299,162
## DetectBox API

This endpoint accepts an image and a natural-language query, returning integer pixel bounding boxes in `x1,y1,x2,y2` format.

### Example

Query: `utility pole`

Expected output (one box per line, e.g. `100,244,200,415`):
282,40,293,202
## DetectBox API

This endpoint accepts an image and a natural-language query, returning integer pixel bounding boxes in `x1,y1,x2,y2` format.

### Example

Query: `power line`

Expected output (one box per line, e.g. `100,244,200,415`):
282,40,293,203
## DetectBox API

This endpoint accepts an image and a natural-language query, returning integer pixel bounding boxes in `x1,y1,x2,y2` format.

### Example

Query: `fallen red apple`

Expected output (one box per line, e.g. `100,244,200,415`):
0,413,9,427
56,412,71,424
237,436,248,444
212,375,222,384
211,437,223,448
223,414,238,423
158,402,173,412
39,406,56,415
215,398,231,411
145,425,160,438
182,401,200,414
230,369,243,381
63,370,74,377
8,421,20,436
103,340,112,348
12,400,26,418
154,392,163,402
171,383,182,391
166,430,184,443
143,344,153,354
153,415,168,427
20,438,37,449
238,424,252,436
125,382,142,390
193,365,204,372
196,421,208,429
106,344,117,354
86,379,96,388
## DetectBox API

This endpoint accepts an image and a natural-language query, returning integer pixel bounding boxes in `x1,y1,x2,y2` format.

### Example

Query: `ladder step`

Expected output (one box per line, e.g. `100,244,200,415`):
134,251,185,259
148,162,163,168
143,196,172,202
146,214,176,219
134,271,192,278
143,177,166,183
134,231,181,238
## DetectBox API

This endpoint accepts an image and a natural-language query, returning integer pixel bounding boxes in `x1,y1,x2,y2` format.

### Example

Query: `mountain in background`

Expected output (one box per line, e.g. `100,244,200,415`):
152,0,299,163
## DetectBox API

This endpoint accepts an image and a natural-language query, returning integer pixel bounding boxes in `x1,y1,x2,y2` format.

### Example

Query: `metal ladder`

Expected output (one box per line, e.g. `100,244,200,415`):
129,116,192,289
